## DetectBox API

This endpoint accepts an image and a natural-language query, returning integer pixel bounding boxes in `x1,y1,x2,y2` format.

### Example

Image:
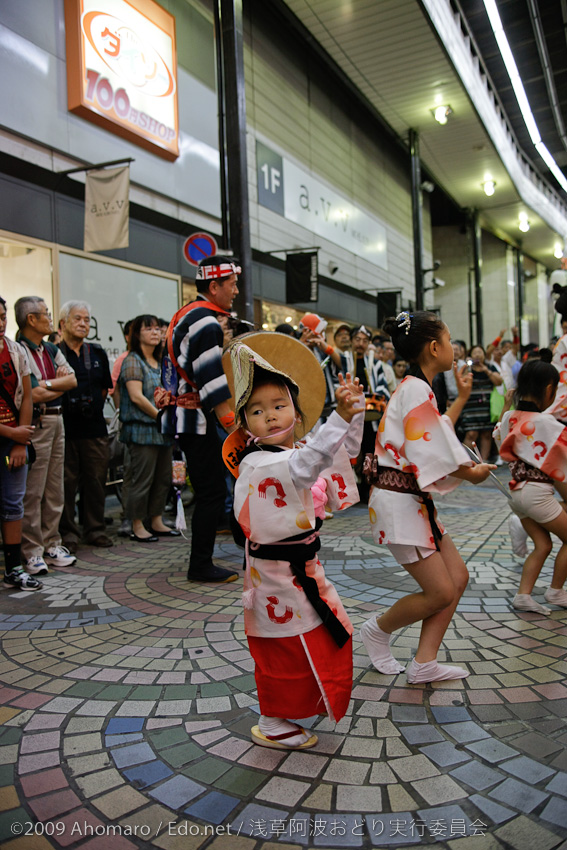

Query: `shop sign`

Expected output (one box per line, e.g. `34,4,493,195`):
256,140,387,270
64,0,179,160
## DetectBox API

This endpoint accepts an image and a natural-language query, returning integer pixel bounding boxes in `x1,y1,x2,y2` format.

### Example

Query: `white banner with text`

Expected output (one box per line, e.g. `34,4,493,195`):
84,165,130,253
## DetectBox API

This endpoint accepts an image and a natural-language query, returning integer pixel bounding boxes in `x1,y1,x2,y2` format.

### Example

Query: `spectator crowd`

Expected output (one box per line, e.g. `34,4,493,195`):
0,260,548,592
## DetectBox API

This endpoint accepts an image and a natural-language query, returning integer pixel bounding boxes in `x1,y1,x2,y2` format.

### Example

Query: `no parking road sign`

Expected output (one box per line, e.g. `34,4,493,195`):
183,232,218,266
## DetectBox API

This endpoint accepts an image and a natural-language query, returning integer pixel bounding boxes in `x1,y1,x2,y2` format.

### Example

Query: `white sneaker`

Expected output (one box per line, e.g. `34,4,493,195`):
44,545,77,567
25,555,49,576
509,514,528,558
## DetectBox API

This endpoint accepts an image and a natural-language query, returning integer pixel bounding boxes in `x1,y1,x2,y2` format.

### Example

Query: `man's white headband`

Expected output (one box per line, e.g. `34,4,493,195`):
196,262,242,281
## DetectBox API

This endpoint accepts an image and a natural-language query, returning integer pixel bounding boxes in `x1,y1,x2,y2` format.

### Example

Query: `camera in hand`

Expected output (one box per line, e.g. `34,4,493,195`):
68,395,94,419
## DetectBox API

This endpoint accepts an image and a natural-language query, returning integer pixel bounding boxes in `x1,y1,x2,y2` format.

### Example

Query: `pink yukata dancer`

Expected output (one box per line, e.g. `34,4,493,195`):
494,358,567,614
360,311,496,684
225,341,364,750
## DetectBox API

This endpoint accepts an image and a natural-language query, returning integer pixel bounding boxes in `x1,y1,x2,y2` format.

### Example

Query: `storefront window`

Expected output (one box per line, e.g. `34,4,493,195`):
261,302,304,331
59,253,179,367
0,238,53,339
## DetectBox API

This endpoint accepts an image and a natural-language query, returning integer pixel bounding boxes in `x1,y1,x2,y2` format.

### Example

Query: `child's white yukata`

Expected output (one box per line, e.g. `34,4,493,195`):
547,334,567,422
234,411,362,722
368,374,472,563
493,405,567,524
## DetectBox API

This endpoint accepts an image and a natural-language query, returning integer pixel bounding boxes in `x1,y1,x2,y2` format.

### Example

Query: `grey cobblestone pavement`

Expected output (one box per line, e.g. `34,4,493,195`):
1,473,567,850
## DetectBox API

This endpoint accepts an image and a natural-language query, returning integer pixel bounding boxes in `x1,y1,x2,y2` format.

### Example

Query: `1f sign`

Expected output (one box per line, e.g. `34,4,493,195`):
256,140,284,215
260,162,280,194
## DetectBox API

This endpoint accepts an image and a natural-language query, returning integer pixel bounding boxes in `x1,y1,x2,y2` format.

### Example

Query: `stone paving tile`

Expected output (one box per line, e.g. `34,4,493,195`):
540,796,567,830
363,812,421,845
231,804,290,837
444,722,490,744
75,767,124,797
279,751,328,778
149,774,207,811
465,738,518,762
501,755,556,784
256,777,311,806
416,805,472,840
184,791,239,825
511,731,564,758
420,742,472,768
468,794,515,825
488,777,549,812
28,789,82,821
322,759,371,785
449,761,503,791
494,815,564,850
341,736,383,758
110,742,156,768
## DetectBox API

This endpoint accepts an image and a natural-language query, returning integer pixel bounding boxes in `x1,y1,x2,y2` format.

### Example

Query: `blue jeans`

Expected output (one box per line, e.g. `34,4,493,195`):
0,441,28,522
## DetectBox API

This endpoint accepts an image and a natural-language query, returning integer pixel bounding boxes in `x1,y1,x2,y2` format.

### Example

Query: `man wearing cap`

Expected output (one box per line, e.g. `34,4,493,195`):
163,255,240,583
333,323,352,354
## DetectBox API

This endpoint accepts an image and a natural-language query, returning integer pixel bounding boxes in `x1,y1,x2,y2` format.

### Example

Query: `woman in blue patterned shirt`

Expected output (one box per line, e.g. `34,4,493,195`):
118,315,176,542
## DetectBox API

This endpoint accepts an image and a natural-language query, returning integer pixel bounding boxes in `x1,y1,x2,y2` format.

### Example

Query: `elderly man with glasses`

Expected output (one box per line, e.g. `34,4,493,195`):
58,301,113,552
14,296,77,575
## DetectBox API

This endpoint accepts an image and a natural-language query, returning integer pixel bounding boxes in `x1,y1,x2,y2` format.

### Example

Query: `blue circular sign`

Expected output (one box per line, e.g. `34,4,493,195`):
183,232,218,266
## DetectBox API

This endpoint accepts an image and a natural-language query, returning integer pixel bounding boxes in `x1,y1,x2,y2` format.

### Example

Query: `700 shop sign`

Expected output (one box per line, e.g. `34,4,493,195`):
84,70,175,145
256,140,388,271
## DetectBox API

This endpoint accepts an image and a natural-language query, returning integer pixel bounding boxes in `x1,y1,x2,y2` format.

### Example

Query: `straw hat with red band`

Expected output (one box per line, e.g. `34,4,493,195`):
221,332,326,476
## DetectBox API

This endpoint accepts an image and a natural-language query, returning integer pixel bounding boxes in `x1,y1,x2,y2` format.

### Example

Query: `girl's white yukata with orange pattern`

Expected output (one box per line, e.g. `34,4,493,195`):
368,376,472,558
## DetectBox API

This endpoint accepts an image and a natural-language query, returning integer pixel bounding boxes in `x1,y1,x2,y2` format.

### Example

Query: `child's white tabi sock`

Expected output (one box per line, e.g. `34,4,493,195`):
359,617,405,674
544,587,567,608
258,716,312,747
406,658,469,684
513,593,551,614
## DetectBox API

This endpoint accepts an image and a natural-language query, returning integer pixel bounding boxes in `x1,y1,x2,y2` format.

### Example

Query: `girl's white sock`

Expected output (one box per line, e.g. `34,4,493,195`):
407,658,469,684
544,587,567,608
258,716,311,747
359,617,405,674
513,593,551,614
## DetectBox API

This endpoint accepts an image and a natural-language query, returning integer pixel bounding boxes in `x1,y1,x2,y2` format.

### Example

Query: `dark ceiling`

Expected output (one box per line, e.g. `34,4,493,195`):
456,0,567,200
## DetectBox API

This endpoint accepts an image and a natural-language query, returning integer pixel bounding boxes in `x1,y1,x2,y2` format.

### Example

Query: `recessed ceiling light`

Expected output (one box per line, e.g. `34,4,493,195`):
431,105,453,125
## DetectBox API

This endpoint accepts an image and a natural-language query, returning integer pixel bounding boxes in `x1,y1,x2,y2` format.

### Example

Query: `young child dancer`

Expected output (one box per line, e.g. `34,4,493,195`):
227,341,364,750
494,359,567,613
360,311,495,683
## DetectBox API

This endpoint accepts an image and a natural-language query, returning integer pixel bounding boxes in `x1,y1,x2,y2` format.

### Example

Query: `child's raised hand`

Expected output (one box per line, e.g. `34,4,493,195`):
338,371,364,398
455,362,473,400
335,372,365,422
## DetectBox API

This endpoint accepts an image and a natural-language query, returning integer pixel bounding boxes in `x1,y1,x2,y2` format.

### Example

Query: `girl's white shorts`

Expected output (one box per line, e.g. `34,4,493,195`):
510,482,562,525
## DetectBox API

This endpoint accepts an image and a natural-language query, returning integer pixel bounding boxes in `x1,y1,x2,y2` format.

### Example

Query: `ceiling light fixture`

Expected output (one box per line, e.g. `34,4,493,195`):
482,179,496,196
431,105,452,125
482,0,567,195
554,242,564,259
518,212,530,233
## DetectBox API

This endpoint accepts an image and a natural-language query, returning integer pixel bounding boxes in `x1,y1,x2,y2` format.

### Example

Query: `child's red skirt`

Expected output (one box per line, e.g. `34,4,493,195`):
247,624,352,722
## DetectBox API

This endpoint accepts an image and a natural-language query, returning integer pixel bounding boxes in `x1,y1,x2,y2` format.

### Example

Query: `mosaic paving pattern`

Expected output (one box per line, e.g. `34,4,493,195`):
1,475,567,850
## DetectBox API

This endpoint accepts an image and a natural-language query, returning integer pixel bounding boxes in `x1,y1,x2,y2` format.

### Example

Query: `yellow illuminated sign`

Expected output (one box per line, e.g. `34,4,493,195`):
65,0,179,160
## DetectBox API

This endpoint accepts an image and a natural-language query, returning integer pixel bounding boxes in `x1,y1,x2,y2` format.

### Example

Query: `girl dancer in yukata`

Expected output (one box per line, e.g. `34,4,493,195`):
360,311,496,684
494,359,567,614
227,342,364,750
